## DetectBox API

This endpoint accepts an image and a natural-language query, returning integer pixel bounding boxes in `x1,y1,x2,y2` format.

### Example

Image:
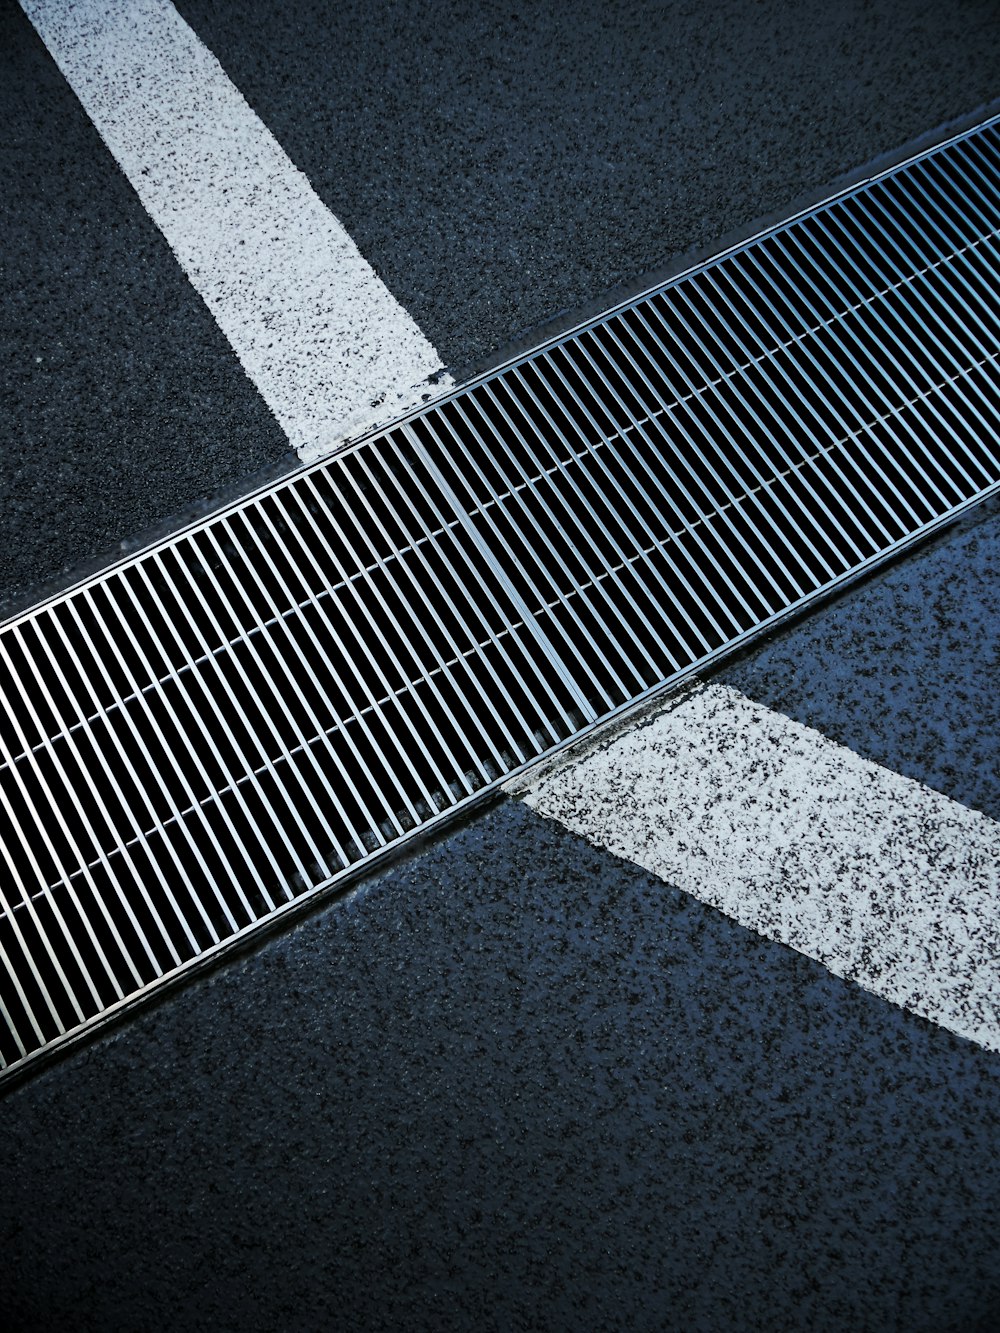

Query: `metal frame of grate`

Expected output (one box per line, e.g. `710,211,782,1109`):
3,116,1000,1080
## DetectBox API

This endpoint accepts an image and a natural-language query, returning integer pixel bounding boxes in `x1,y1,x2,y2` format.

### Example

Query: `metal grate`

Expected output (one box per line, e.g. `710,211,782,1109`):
3,117,1000,1078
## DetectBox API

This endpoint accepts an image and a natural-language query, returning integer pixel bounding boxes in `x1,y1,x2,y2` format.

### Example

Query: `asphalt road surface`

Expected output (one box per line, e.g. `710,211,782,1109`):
4,0,1000,614
2,496,999,1333
2,2,1000,1330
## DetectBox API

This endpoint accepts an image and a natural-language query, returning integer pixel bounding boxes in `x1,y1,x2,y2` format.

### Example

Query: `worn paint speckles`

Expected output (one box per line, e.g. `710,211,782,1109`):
21,0,451,461
723,495,1000,820
519,682,1000,1052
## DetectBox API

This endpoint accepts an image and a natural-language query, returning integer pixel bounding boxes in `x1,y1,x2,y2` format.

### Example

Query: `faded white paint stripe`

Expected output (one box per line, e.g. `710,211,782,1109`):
515,683,1000,1051
21,0,451,462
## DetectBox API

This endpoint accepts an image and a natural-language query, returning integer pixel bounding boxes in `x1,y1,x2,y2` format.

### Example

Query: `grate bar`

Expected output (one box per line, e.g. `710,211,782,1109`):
773,231,986,501
476,376,678,680
731,251,952,522
18,619,183,971
559,332,782,628
3,116,1000,1076
404,423,601,722
523,348,751,646
328,454,552,765
289,471,493,789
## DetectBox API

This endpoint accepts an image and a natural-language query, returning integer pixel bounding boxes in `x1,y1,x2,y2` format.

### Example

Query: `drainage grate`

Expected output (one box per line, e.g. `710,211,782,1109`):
3,118,1000,1078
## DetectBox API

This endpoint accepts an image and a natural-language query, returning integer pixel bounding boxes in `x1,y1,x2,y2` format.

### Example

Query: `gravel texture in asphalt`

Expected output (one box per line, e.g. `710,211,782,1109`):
2,446,998,1333
5,0,1000,610
1,4,291,619
722,494,1000,820
3,7,999,1326
1,798,998,1333
176,0,1000,377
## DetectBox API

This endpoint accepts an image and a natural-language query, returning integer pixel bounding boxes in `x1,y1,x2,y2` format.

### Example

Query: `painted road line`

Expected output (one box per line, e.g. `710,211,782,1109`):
20,0,451,463
514,681,1000,1052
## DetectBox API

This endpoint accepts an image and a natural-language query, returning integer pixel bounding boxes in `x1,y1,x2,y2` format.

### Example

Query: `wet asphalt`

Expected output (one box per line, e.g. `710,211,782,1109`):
1,496,999,1333
5,0,1000,613
2,1,1000,1329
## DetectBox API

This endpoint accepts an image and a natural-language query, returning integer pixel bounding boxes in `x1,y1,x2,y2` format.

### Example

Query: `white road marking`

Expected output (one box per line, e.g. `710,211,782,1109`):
21,0,451,463
514,682,1000,1051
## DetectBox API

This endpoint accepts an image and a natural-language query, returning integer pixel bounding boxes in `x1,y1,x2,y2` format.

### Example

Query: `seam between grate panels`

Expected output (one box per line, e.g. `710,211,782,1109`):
2,115,1000,1082
401,422,599,726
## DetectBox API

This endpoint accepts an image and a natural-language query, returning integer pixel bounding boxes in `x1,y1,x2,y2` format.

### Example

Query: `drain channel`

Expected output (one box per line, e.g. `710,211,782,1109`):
2,118,1000,1077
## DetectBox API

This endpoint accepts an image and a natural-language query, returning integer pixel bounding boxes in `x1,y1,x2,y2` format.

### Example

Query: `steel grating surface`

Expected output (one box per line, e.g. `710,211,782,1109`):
3,119,1000,1077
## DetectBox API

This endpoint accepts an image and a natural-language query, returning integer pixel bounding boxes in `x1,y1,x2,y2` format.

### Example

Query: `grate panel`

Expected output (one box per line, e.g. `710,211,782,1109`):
3,117,1000,1077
